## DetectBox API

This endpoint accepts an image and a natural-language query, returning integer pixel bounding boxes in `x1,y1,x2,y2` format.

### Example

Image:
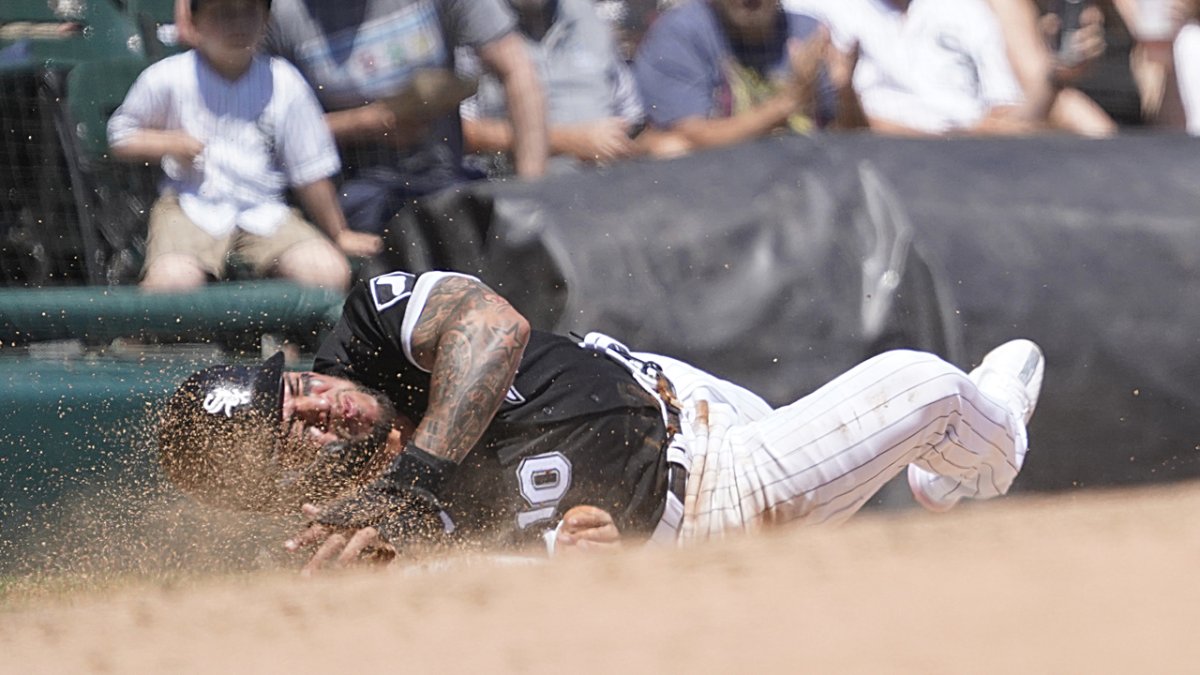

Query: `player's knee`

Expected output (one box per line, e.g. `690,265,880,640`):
877,349,972,406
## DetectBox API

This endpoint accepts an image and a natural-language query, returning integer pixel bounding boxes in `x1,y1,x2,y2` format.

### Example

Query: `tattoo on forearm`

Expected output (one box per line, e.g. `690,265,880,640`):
410,277,529,463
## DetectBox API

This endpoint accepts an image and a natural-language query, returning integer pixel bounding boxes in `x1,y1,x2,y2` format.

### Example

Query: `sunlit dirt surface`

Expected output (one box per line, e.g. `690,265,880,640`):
3,482,1199,674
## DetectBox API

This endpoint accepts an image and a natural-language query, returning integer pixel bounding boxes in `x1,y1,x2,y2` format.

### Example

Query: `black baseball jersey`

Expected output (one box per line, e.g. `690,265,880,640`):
313,271,671,547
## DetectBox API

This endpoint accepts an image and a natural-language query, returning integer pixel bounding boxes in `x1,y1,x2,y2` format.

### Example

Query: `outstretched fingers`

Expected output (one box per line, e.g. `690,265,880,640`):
284,521,329,553
286,504,397,576
301,532,350,577
336,527,389,567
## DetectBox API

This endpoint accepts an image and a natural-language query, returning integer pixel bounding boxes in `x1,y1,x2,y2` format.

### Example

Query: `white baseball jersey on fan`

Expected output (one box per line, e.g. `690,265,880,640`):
785,0,1023,133
107,51,340,238
635,349,1025,539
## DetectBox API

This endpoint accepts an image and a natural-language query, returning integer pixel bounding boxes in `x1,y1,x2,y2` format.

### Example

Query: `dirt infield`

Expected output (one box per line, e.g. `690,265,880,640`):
2,482,1199,674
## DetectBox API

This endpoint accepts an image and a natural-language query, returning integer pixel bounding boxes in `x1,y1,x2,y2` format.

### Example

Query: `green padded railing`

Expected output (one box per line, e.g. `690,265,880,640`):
0,281,346,344
0,0,144,71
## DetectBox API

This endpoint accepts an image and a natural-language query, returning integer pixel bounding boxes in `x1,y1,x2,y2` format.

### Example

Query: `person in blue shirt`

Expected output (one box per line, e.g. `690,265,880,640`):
632,0,863,156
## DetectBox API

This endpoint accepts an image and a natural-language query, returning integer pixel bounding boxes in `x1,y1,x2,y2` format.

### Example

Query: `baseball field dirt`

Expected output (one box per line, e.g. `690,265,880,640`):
2,481,1198,674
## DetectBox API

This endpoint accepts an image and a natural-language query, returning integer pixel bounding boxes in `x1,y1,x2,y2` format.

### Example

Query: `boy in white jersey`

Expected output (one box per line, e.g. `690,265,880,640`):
108,0,382,292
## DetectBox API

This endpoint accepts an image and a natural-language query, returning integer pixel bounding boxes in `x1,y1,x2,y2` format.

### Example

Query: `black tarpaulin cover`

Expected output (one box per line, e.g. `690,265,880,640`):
383,133,1200,491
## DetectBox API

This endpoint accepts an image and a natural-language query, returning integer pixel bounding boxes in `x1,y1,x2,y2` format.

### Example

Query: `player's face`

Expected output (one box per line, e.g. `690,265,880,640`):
280,372,392,450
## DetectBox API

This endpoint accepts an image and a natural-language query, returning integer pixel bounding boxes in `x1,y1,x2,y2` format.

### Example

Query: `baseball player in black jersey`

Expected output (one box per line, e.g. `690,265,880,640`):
159,269,1046,570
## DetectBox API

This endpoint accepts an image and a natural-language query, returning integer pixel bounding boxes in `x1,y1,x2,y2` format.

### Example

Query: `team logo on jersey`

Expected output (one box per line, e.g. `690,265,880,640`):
370,272,415,312
504,385,526,405
203,386,252,418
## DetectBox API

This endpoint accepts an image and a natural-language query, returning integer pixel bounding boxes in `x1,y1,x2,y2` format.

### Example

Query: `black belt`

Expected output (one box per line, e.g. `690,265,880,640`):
575,331,689,542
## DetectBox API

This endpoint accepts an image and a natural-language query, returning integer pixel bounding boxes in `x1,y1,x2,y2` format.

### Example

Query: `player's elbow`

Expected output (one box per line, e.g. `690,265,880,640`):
501,306,531,353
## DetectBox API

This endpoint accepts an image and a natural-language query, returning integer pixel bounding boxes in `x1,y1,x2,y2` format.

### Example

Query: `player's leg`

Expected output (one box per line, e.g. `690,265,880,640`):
907,339,1044,512
140,192,227,291
721,346,1040,529
245,210,350,291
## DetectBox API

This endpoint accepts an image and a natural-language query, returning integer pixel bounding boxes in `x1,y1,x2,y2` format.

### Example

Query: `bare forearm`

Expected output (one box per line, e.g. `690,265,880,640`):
324,105,391,144
985,0,1056,120
293,179,348,240
667,95,793,150
464,117,592,158
109,130,191,162
463,117,514,153
481,33,548,177
968,105,1043,135
410,277,530,463
505,74,548,176
831,88,868,130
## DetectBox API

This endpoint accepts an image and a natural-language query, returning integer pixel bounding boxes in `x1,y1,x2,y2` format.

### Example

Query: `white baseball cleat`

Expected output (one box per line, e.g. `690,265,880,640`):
968,338,1045,427
908,339,1046,513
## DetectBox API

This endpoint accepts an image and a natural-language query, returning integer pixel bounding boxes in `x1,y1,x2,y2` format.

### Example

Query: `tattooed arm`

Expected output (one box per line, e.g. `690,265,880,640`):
406,275,531,464
285,275,530,567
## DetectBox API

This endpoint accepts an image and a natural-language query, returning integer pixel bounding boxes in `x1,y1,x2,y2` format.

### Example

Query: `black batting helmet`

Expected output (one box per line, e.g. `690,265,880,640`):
157,352,286,510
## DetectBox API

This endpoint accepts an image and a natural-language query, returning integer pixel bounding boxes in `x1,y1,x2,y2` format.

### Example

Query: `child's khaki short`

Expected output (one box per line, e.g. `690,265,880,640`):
143,192,326,279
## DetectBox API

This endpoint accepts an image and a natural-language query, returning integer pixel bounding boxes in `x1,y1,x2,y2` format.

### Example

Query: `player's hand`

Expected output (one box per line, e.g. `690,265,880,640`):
555,505,622,554
334,230,383,258
286,503,397,577
284,480,446,575
558,118,637,164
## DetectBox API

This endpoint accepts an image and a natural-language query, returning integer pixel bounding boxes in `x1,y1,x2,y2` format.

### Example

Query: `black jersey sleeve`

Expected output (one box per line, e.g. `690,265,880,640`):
313,271,415,379
315,271,485,374
313,271,490,420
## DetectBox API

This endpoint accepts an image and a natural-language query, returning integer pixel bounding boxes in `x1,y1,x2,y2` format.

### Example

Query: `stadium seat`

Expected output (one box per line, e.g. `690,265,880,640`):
0,0,65,23
64,55,147,161
0,0,144,68
123,0,186,61
0,3,145,286
52,54,157,284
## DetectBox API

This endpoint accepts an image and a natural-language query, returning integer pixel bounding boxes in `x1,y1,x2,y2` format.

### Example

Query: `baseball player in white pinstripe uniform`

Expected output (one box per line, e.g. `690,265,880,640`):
157,270,1043,567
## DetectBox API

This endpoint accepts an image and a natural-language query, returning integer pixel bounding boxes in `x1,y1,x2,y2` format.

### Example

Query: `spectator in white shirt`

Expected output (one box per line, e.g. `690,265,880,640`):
109,0,379,292
986,0,1116,136
1169,0,1200,133
787,0,1049,135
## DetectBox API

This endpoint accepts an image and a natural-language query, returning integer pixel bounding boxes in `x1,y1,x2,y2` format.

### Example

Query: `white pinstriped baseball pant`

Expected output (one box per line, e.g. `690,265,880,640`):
636,349,1028,541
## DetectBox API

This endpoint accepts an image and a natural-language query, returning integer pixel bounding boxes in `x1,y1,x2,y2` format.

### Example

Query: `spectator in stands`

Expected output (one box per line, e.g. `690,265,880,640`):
1110,0,1195,129
109,0,376,293
788,0,1049,136
174,0,199,46
987,0,1117,136
263,0,549,238
1174,0,1200,133
594,0,665,61
459,0,646,176
631,0,857,158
